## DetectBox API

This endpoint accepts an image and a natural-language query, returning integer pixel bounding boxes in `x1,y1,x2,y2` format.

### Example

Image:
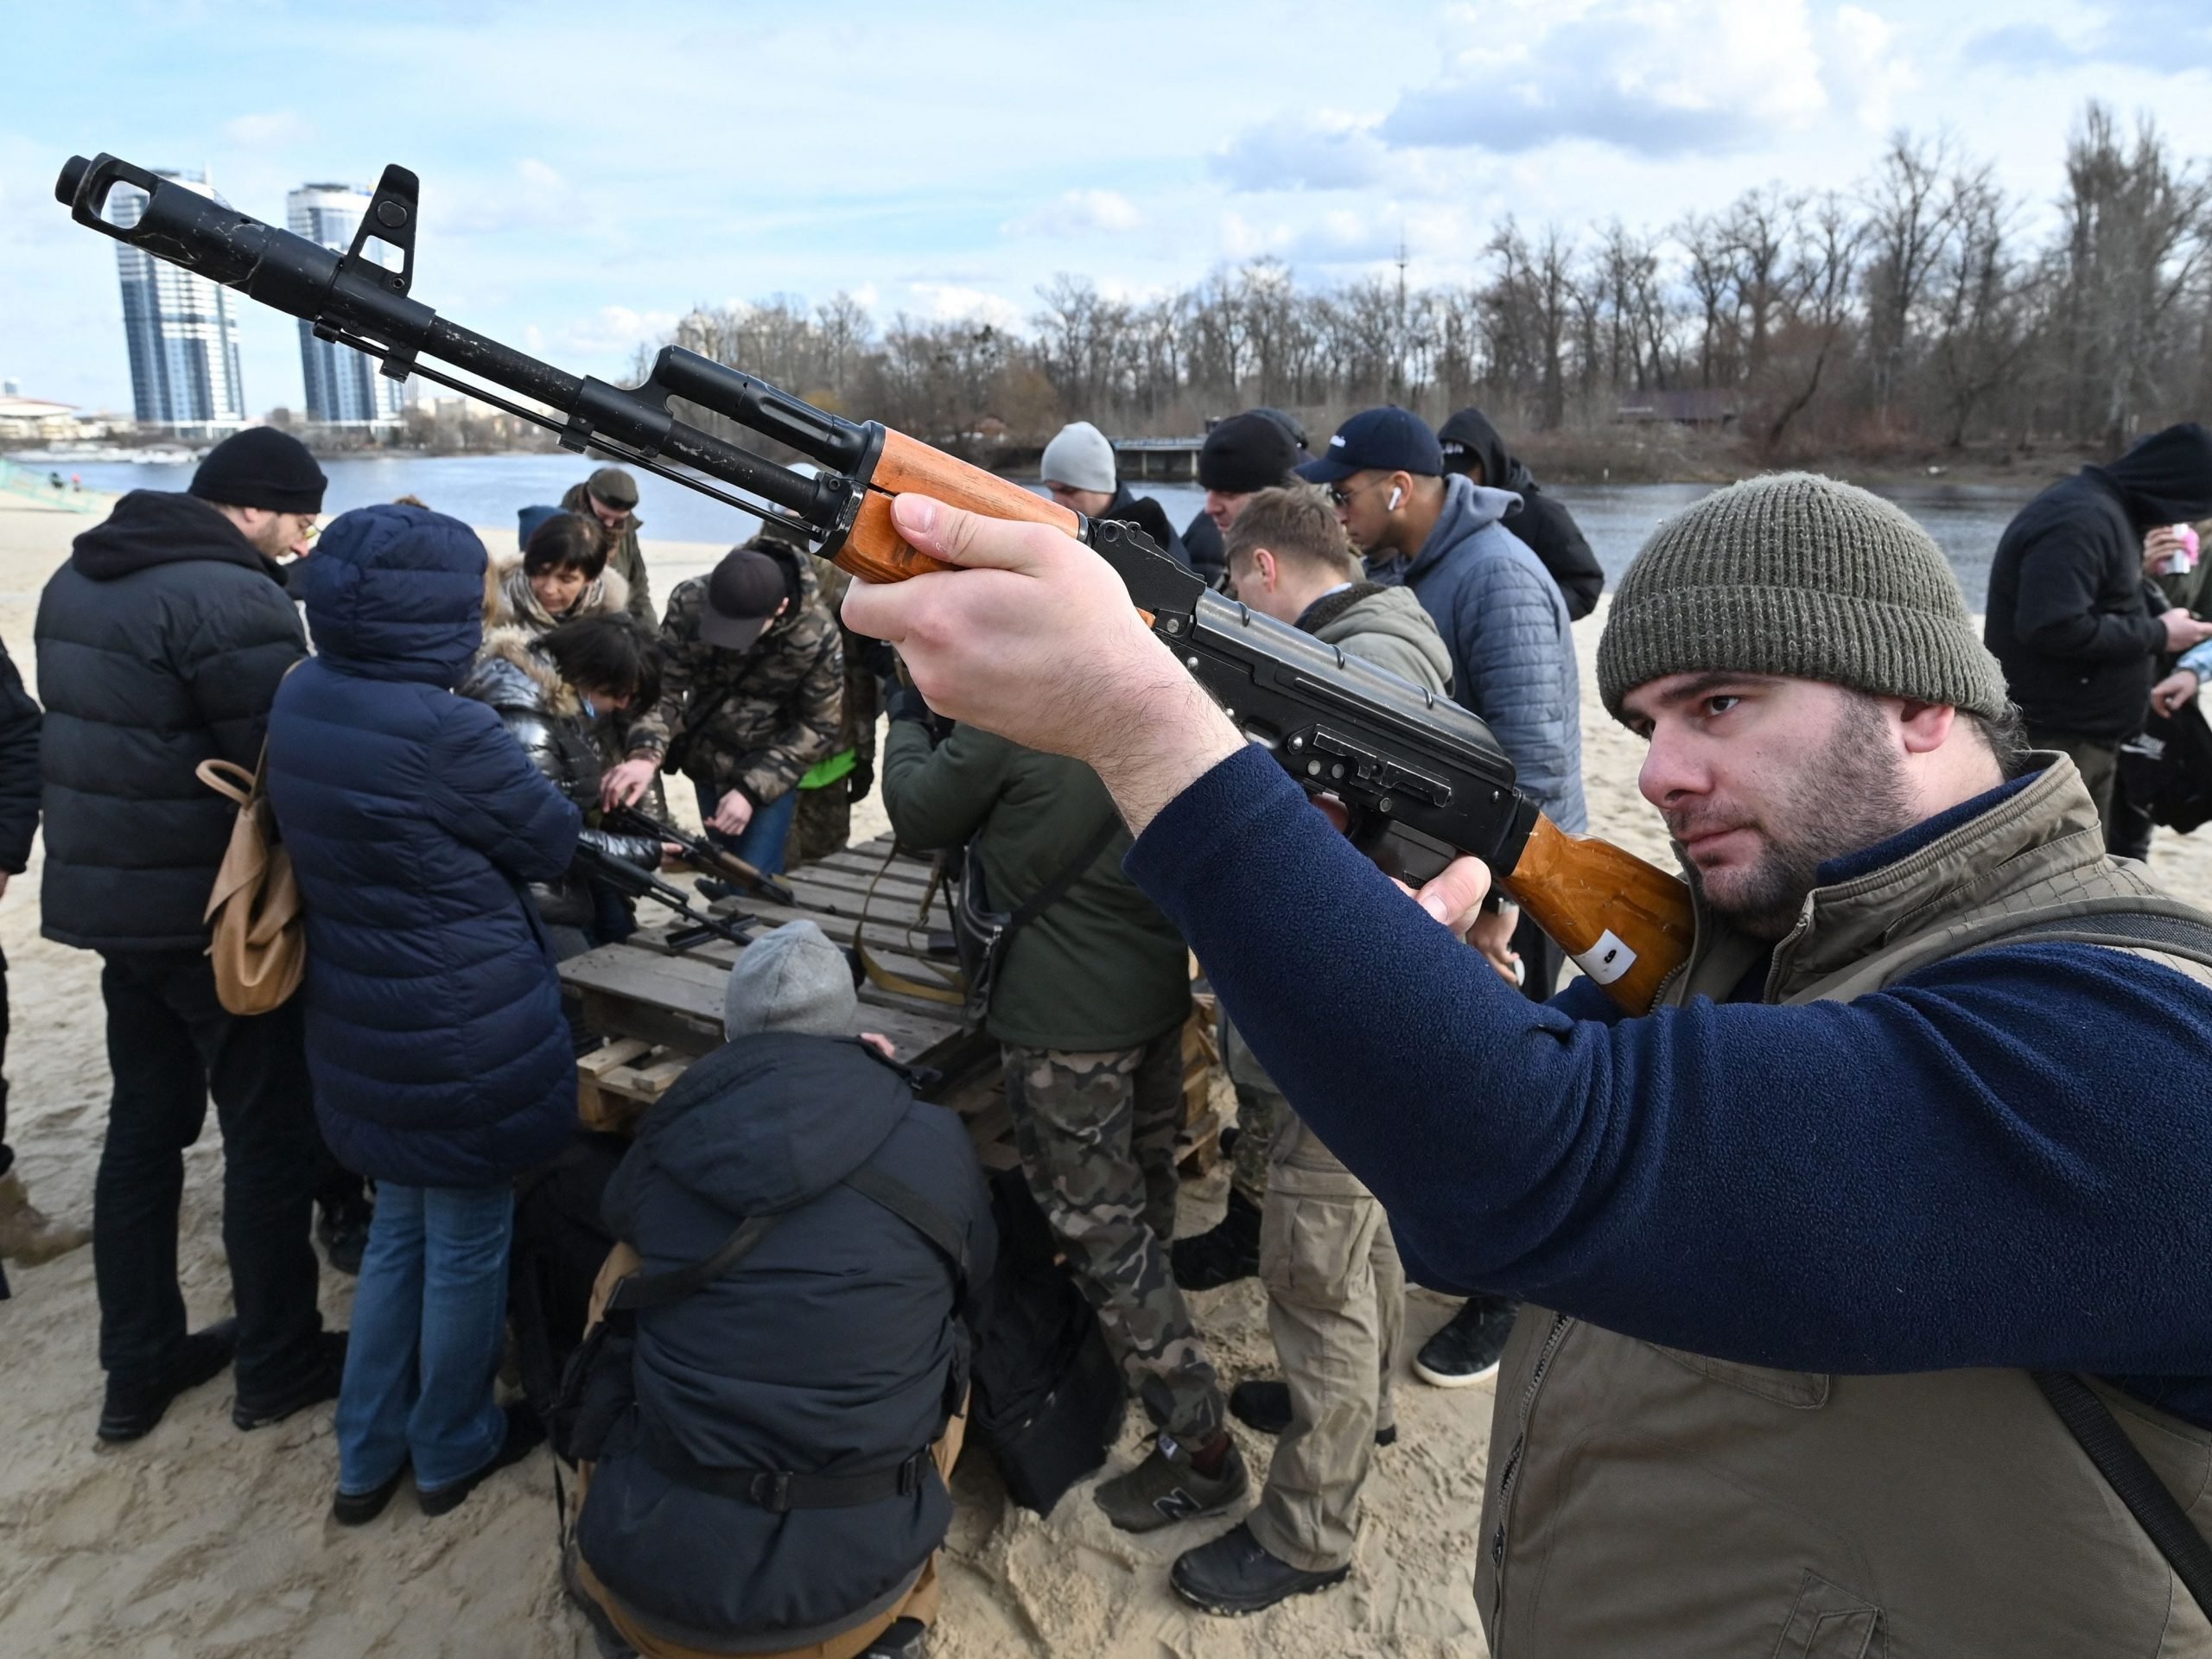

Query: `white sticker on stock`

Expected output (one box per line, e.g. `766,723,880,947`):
1573,930,1637,986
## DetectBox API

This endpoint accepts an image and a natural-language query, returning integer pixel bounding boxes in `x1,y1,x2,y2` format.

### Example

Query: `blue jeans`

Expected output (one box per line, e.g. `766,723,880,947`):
335,1181,514,1495
693,781,801,876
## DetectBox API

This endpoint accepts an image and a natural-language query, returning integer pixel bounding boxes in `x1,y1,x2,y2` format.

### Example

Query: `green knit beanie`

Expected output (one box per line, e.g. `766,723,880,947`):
1596,472,2010,723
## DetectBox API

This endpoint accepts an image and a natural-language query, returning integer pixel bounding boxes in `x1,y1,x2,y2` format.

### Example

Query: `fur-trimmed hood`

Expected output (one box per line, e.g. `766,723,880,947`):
458,623,582,718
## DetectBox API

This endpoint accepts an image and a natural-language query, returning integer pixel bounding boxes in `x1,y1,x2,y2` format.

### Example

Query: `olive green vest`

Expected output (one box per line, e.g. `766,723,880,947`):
1475,758,2212,1656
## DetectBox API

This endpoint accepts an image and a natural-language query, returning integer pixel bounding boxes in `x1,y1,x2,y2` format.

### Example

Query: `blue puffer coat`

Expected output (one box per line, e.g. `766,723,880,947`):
1370,473,1588,830
265,505,582,1189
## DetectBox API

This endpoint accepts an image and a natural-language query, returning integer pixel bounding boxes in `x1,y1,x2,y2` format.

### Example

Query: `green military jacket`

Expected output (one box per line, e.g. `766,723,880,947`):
626,543,843,810
559,481,654,624
1476,757,2212,1657
880,721,1190,1052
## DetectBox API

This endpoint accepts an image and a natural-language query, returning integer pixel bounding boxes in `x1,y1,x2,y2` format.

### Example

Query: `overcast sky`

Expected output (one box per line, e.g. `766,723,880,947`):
6,0,2209,417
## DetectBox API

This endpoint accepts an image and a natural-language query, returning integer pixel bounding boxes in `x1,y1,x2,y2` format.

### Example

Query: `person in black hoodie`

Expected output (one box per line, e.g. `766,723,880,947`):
566,920,993,1659
35,428,341,1442
1985,422,2212,831
1437,406,1605,620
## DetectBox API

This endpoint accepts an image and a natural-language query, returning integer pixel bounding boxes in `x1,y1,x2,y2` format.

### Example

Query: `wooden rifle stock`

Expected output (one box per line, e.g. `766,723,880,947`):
1504,817,1694,1014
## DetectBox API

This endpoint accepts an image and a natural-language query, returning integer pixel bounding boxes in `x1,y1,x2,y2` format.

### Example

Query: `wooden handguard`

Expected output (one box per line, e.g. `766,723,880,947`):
835,428,1082,588
1505,817,1696,1014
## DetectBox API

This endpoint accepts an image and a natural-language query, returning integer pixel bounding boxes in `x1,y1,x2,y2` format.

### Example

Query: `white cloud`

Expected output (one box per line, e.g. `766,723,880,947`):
221,111,315,148
905,283,1023,330
1829,5,1917,127
1211,111,1389,192
557,304,682,354
1002,188,1143,238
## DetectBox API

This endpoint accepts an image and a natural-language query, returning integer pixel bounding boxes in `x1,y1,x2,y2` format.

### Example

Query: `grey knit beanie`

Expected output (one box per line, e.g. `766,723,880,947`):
1039,421,1117,494
1596,472,2009,722
722,920,857,1040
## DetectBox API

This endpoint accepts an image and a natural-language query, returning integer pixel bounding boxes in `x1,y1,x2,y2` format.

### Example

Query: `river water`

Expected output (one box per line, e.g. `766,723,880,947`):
38,454,2038,604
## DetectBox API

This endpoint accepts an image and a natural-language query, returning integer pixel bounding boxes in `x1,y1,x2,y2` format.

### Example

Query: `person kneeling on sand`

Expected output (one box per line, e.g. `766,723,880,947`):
563,921,993,1659
266,503,583,1523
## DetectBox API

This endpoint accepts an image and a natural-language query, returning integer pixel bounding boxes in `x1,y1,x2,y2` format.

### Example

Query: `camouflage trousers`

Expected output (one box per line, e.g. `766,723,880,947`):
1001,1033,1224,1441
1221,1016,1282,1208
784,779,851,868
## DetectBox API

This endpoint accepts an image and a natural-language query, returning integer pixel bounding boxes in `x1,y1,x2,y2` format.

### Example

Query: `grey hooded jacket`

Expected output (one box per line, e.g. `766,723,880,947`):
1370,474,1587,830
1294,581,1454,696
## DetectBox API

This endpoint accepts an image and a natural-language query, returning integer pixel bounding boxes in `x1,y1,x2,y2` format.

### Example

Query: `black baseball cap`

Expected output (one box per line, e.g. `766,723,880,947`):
700,547,789,651
1296,407,1443,485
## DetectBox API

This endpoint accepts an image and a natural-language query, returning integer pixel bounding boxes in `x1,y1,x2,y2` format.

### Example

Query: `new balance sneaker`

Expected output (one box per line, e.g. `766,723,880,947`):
1093,1432,1249,1534
1171,1522,1350,1616
1414,1297,1516,1388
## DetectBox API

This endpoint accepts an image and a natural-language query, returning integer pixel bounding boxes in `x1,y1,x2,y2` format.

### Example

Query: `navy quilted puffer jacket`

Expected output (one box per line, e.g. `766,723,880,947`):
266,505,581,1188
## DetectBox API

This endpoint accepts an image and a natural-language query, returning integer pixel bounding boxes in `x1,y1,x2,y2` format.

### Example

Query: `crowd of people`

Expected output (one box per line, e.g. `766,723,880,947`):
3,401,2212,1655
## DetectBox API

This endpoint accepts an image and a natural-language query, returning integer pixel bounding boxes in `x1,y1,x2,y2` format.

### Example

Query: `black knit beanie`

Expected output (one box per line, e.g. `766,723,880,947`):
1597,473,2009,722
189,428,327,514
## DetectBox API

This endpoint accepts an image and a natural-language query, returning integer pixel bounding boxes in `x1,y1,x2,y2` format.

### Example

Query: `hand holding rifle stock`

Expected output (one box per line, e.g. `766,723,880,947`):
55,149,1694,1012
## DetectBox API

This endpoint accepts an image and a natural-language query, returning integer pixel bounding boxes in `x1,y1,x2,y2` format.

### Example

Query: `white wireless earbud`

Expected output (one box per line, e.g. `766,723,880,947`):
1389,486,1404,511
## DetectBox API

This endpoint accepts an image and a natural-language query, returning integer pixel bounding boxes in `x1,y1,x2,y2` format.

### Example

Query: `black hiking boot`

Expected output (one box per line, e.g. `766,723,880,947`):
233,1329,349,1430
419,1402,545,1517
1227,1378,1395,1446
861,1617,929,1657
331,1460,409,1527
1171,1522,1350,1616
97,1318,239,1443
1172,1189,1262,1292
1414,1297,1517,1388
315,1189,373,1276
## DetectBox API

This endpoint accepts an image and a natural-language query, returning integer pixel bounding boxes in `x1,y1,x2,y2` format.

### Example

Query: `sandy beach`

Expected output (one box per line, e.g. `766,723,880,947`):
4,492,2211,1659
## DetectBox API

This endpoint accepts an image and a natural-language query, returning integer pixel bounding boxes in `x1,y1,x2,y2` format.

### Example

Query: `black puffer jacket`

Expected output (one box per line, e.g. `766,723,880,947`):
456,626,661,928
1986,424,2212,741
1182,508,1226,587
1440,408,1605,620
35,492,306,951
579,1033,994,1649
1101,483,1190,570
0,639,41,875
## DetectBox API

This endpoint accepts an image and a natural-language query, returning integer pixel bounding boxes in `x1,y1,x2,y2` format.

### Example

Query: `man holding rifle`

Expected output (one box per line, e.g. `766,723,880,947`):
846,473,2212,1650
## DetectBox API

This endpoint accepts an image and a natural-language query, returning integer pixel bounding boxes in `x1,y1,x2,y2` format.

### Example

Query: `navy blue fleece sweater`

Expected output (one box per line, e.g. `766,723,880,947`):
1127,747,2212,1426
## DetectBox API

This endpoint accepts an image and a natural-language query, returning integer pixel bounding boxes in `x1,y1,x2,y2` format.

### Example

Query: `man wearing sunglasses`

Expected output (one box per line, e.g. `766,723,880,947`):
1301,406,1586,1390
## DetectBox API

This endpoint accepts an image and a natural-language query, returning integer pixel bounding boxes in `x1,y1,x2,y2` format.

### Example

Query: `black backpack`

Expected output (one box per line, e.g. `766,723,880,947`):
963,1167,1125,1514
509,1131,630,1421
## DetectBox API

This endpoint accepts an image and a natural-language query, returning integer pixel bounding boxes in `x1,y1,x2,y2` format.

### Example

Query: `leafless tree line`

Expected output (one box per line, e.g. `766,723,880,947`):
646,103,2211,461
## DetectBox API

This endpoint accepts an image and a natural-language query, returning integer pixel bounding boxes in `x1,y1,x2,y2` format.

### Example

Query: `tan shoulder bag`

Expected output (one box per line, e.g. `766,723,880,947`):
195,728,306,1017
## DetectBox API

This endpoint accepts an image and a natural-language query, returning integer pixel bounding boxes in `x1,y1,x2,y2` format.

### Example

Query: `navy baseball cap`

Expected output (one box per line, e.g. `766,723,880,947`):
1296,407,1444,485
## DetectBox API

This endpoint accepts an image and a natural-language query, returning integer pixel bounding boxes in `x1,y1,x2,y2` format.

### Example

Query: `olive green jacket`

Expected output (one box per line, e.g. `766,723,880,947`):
558,481,654,623
880,721,1189,1051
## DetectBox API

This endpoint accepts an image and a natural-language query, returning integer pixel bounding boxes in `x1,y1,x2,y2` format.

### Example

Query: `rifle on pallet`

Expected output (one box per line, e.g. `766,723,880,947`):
574,843,756,954
606,804,797,908
57,153,1695,1012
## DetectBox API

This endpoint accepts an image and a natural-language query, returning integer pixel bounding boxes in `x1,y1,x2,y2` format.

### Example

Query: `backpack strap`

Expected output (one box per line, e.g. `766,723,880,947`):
2033,1371,2212,1623
1008,811,1123,929
1957,907,2212,972
842,1160,969,1304
636,1417,937,1512
602,1212,781,1316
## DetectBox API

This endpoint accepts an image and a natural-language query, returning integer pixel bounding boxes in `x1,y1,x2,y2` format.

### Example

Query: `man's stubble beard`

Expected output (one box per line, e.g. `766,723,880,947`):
1677,695,1917,942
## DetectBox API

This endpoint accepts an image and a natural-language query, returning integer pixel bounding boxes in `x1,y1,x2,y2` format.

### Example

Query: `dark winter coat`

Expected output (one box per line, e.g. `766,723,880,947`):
35,491,306,951
1370,474,1588,830
457,627,663,930
1441,408,1605,620
1986,424,2212,742
1182,508,1226,586
265,505,582,1190
0,640,41,875
580,1033,995,1648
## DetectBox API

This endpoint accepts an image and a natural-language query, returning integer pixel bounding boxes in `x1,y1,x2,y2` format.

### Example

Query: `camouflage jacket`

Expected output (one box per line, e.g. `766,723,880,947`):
559,481,655,623
626,541,843,808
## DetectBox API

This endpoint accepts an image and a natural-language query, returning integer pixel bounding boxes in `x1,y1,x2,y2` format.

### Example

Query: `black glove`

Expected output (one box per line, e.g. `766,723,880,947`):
849,750,875,804
886,683,935,728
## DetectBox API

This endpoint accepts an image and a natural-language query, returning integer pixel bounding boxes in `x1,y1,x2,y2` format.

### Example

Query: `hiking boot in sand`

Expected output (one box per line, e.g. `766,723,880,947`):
99,1318,239,1443
1228,1378,1396,1446
233,1330,349,1430
1171,1521,1350,1616
1171,1189,1262,1292
0,1170,91,1265
1093,1431,1248,1534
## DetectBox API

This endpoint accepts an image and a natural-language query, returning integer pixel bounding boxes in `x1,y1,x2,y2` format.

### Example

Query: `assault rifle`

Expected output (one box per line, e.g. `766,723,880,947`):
573,842,756,954
57,152,1695,1011
606,804,798,908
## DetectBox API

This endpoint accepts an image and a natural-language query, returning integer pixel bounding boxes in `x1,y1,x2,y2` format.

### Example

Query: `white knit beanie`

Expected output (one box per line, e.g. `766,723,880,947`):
1039,422,1116,494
